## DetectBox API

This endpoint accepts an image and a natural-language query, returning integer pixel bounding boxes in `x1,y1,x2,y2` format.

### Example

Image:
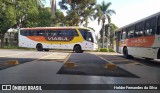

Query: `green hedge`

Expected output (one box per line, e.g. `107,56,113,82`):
99,48,108,52
3,46,19,49
98,48,115,52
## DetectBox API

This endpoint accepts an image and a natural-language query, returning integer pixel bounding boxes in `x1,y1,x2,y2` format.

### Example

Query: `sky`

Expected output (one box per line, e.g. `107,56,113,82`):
44,0,160,34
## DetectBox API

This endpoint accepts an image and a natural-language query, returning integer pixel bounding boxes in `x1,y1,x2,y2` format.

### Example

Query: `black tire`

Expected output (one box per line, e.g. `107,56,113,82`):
145,58,153,60
123,47,128,58
157,50,160,59
44,49,49,52
74,45,83,53
36,44,43,51
123,47,133,59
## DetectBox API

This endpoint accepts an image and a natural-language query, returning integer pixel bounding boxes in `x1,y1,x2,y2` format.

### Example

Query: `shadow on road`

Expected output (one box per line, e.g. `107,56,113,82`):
106,55,160,68
0,57,37,70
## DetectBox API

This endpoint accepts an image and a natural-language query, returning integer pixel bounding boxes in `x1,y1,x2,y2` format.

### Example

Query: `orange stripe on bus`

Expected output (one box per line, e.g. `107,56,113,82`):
27,36,46,41
120,36,155,47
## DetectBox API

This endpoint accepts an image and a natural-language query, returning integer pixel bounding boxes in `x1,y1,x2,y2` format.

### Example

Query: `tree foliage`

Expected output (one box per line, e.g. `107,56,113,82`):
23,7,52,27
52,9,65,26
0,0,16,47
94,1,116,48
0,0,48,47
99,23,118,46
58,0,96,27
94,1,115,25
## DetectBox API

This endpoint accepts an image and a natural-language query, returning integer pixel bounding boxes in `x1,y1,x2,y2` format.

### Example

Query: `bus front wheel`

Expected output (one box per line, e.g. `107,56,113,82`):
36,44,43,51
123,47,133,59
123,47,128,58
74,45,83,53
157,49,160,59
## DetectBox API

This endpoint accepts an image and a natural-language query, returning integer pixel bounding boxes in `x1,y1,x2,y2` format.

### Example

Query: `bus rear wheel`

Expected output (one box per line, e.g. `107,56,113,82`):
74,45,83,53
36,44,43,51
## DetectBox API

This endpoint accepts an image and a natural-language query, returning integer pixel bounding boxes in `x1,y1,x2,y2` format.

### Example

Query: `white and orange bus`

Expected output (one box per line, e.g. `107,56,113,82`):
114,12,160,59
18,27,98,53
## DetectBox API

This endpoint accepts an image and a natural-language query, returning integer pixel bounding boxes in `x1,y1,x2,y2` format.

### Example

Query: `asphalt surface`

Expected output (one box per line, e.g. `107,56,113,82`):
0,49,160,93
58,53,139,78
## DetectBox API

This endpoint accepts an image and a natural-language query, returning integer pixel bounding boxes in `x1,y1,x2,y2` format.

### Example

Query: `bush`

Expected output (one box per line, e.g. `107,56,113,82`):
99,48,108,52
98,48,115,52
108,48,115,52
1,45,34,50
3,45,19,49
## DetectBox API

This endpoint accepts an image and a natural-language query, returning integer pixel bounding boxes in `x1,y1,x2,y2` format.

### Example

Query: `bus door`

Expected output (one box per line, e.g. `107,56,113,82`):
116,31,121,53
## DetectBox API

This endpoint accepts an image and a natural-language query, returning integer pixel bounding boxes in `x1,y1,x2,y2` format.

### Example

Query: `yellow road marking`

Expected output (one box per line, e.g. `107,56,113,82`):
98,56,114,64
112,60,130,62
91,53,114,64
31,53,56,62
63,53,71,63
43,53,69,60
31,53,71,63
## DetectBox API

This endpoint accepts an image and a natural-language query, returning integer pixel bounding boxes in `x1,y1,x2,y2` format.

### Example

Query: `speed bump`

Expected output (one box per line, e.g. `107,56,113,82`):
104,63,117,70
64,62,76,68
7,60,19,65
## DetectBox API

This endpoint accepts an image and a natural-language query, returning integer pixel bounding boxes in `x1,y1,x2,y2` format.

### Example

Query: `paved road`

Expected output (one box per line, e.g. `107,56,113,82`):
0,49,160,93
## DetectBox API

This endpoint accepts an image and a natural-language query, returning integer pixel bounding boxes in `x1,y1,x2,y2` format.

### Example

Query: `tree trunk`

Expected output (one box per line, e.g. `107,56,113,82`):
0,34,4,48
106,27,110,50
102,23,105,48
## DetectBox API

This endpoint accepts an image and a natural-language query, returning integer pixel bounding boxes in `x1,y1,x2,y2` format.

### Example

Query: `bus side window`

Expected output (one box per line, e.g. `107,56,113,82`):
28,31,33,36
157,16,160,35
52,31,58,36
28,30,37,36
67,30,78,36
20,30,28,36
122,29,126,39
73,30,79,36
37,30,45,36
135,22,144,37
55,30,61,36
144,17,156,36
127,25,134,38
47,30,53,36
62,30,67,36
59,30,67,36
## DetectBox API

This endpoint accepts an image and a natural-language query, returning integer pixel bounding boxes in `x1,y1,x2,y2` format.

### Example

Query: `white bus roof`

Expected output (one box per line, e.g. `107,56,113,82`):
115,12,160,32
20,26,90,30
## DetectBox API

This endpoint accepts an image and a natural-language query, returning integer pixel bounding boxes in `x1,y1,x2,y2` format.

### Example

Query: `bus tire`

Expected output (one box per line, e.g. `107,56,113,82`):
123,47,133,59
44,49,49,52
36,43,43,51
74,45,83,53
145,58,153,60
157,49,160,59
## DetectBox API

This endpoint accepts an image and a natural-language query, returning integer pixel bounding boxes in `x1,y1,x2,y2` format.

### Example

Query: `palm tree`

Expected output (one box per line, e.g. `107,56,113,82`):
95,1,116,48
59,0,96,27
